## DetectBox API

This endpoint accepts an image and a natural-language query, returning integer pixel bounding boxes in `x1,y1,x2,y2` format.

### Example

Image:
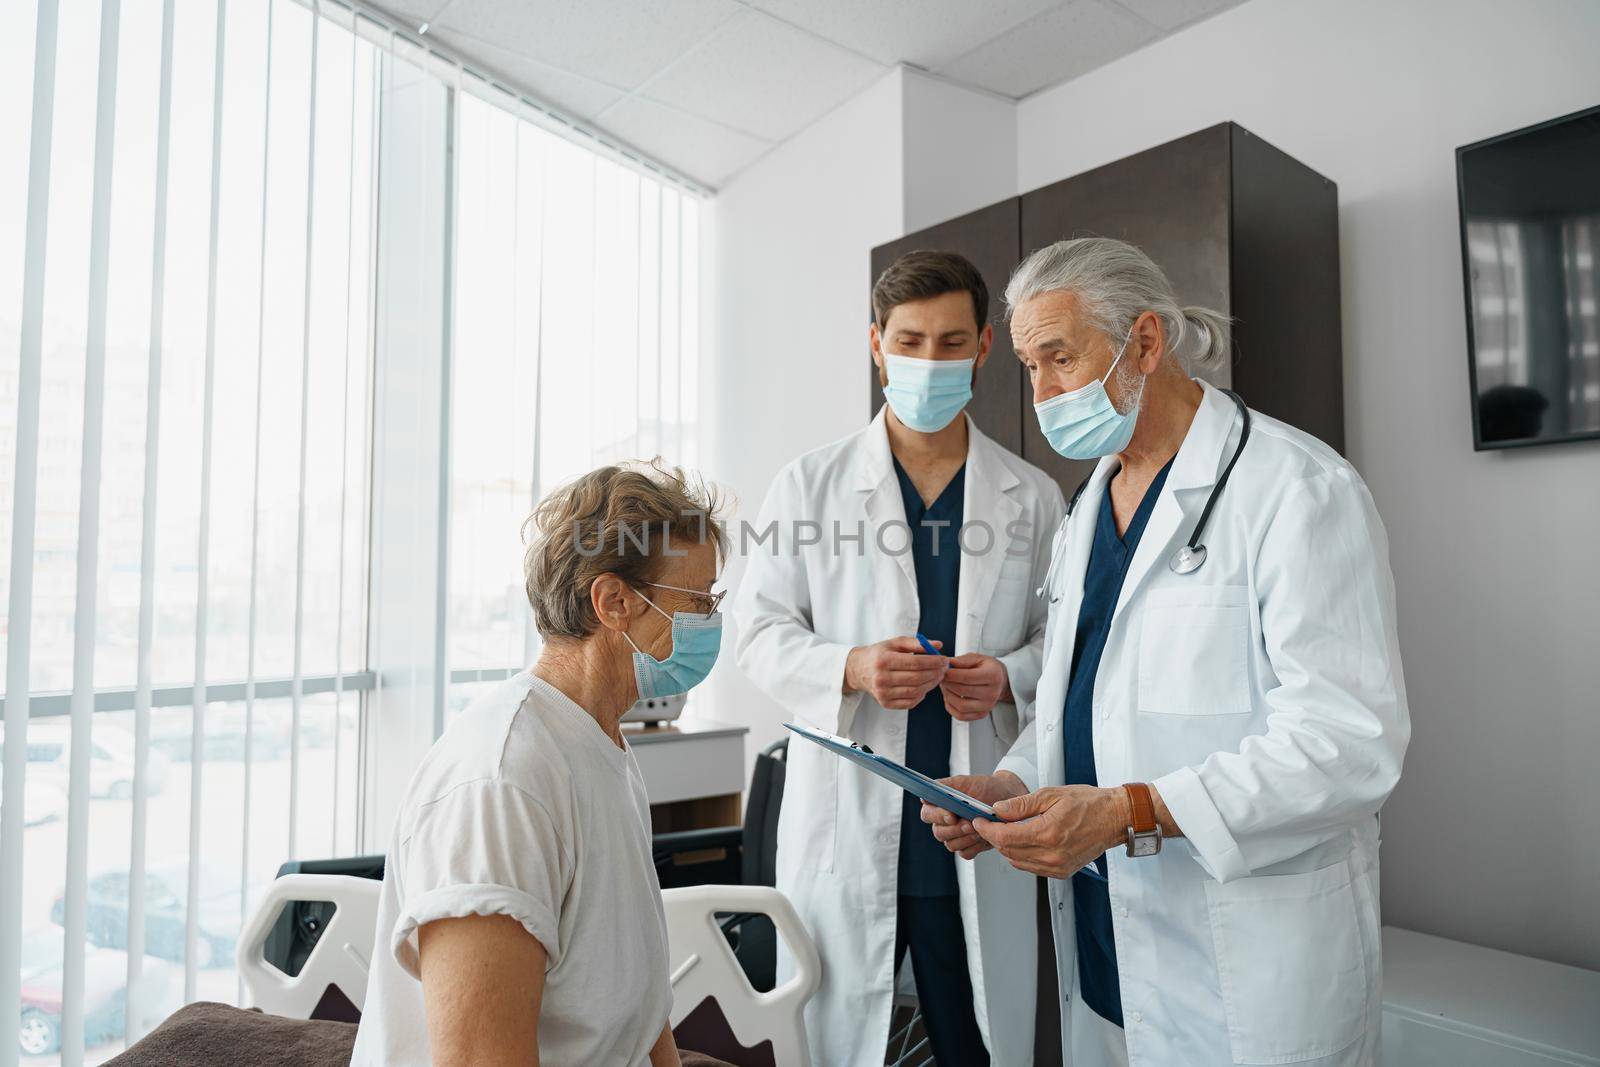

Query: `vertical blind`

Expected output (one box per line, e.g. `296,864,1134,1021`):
1,0,377,1060
444,82,702,716
1,0,705,1062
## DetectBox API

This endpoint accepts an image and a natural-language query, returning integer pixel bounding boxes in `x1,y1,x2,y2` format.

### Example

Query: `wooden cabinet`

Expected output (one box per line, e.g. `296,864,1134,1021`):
870,199,1027,454
869,121,1343,498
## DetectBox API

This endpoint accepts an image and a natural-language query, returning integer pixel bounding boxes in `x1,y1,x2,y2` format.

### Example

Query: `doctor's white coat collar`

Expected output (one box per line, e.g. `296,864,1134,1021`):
1080,378,1240,500
1063,379,1245,628
855,406,1022,497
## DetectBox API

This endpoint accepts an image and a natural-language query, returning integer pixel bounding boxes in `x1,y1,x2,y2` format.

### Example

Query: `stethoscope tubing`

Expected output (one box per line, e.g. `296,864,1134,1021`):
1035,389,1251,602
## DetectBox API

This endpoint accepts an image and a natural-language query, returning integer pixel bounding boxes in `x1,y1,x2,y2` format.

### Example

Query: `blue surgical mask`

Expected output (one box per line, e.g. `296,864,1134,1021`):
1033,326,1145,460
882,353,975,433
623,588,723,698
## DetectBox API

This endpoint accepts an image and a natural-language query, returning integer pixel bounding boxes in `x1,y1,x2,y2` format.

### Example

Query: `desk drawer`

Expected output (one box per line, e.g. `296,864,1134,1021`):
632,731,744,805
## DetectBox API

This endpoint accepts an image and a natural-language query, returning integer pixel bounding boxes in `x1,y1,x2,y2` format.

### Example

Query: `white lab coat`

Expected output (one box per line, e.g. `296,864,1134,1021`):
733,409,1066,1067
1000,381,1410,1066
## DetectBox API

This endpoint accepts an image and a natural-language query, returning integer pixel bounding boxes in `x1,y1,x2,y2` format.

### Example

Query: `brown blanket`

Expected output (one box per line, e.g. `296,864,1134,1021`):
108,1001,738,1066
107,1003,356,1067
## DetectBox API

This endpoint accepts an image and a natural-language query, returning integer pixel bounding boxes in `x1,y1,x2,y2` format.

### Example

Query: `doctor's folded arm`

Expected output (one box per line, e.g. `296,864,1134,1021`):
923,237,1411,1067
732,250,1066,1067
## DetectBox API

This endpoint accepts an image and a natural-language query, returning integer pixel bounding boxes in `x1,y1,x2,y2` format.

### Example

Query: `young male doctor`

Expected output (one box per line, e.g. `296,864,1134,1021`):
732,251,1065,1066
924,238,1410,1067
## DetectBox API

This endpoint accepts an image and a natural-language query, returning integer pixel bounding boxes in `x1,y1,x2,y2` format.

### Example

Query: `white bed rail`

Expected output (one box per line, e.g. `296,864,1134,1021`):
237,873,381,1020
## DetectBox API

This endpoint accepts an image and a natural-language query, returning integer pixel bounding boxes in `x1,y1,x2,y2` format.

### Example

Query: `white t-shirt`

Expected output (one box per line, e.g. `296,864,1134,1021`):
351,671,671,1067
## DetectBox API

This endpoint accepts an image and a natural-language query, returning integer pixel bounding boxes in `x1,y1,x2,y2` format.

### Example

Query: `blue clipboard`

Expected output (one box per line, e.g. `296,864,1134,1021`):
783,721,1110,883
783,722,1000,823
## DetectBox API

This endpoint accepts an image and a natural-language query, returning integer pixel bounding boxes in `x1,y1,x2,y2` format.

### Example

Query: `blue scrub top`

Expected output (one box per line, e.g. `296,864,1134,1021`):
1065,458,1173,1027
893,458,965,898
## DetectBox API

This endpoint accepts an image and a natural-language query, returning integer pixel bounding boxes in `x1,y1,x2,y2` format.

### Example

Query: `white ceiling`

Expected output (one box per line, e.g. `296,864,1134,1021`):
375,0,1247,189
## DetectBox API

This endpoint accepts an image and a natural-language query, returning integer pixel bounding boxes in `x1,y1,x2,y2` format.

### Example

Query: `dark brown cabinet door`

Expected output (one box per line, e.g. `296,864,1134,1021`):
869,198,1024,454
1228,126,1344,454
1018,124,1235,493
871,122,1344,498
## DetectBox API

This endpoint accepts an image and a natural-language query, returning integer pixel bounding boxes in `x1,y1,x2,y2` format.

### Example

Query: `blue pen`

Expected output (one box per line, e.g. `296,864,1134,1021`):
914,632,942,656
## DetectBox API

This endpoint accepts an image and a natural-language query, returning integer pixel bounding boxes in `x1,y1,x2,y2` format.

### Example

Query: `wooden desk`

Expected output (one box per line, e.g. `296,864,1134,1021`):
624,719,748,833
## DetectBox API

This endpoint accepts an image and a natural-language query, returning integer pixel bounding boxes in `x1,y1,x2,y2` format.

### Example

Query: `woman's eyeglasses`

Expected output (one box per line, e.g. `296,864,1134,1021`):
640,580,725,614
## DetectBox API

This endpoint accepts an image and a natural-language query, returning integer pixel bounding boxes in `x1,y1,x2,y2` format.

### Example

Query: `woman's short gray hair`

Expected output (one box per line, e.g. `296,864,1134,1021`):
522,459,727,640
1004,237,1232,367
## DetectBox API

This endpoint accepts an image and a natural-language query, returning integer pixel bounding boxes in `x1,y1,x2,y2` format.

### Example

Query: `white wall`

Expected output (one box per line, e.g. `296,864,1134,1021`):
901,70,1018,234
1012,0,1600,971
694,70,905,763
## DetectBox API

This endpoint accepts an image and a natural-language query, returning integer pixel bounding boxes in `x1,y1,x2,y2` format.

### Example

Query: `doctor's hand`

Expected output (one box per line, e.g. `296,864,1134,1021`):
920,771,1029,860
844,636,948,710
972,785,1129,879
938,654,1011,721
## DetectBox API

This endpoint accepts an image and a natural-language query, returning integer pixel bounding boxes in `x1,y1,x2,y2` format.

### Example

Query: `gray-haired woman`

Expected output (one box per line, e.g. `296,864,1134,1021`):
352,461,728,1067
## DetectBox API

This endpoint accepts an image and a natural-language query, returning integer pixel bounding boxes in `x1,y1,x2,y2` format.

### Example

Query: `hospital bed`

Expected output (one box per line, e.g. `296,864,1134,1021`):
108,867,818,1066
232,872,820,1066
112,739,941,1066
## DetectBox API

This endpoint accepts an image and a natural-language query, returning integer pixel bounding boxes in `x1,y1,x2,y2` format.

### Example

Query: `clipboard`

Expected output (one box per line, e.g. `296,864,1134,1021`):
783,722,1001,822
783,721,1111,883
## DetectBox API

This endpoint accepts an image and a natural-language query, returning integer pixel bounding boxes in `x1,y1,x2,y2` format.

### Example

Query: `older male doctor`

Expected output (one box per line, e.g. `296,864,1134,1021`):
734,250,1064,1066
925,238,1410,1067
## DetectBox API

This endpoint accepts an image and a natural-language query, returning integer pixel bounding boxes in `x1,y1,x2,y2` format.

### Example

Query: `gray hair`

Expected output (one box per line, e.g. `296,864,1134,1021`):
1004,237,1232,367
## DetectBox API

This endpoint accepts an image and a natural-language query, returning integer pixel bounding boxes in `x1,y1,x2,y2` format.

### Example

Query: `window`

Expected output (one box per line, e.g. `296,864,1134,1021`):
445,85,702,716
1,1,703,1060
2,0,376,1059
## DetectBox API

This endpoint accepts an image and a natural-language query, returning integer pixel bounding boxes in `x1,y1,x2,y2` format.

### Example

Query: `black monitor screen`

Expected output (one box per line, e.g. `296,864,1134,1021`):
1458,105,1600,449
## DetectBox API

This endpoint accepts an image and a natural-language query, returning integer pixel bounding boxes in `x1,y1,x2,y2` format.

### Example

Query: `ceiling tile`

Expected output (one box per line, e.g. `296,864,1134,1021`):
633,10,888,142
1111,0,1245,32
936,0,1157,98
597,96,771,187
429,27,626,120
432,0,742,91
743,0,1063,70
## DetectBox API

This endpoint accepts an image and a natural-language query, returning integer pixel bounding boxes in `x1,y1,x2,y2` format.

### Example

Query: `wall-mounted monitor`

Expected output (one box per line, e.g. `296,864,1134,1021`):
1457,104,1600,450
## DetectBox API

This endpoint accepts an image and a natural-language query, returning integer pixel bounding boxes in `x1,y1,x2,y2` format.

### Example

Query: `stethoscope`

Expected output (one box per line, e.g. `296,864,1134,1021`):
1036,389,1251,602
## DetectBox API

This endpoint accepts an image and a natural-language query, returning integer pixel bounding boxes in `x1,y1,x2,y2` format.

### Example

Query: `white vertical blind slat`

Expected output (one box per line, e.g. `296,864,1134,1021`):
125,0,176,1040
634,179,644,462
353,42,381,854
239,0,277,972
288,0,321,866
523,128,547,670
432,79,460,740
655,183,665,458
0,0,59,1056
674,194,685,457
186,0,231,1005
62,0,122,1059
331,19,358,858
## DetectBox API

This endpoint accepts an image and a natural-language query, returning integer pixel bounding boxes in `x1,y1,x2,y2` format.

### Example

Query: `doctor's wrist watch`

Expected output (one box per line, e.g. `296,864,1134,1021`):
1122,783,1163,857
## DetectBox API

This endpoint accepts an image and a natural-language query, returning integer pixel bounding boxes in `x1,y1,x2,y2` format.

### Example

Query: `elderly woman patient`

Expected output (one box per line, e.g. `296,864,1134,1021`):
351,461,727,1067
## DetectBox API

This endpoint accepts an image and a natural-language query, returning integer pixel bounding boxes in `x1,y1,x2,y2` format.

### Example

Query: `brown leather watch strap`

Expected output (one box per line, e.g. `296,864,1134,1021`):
1123,782,1157,835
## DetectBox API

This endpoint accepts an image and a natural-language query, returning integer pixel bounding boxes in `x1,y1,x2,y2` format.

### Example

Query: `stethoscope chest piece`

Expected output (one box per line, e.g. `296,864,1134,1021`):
1169,543,1207,575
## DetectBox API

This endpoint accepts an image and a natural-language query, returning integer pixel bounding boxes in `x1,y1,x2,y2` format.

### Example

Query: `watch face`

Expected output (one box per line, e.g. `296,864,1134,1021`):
1131,835,1160,858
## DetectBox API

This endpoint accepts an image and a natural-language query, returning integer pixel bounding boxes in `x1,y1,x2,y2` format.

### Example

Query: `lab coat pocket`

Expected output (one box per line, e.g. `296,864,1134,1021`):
1137,585,1251,716
782,749,837,874
1205,859,1368,1064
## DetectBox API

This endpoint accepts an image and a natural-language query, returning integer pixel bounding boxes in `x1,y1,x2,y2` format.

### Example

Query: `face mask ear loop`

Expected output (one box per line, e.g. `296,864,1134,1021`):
1100,322,1140,386
621,588,670,660
632,587,674,622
